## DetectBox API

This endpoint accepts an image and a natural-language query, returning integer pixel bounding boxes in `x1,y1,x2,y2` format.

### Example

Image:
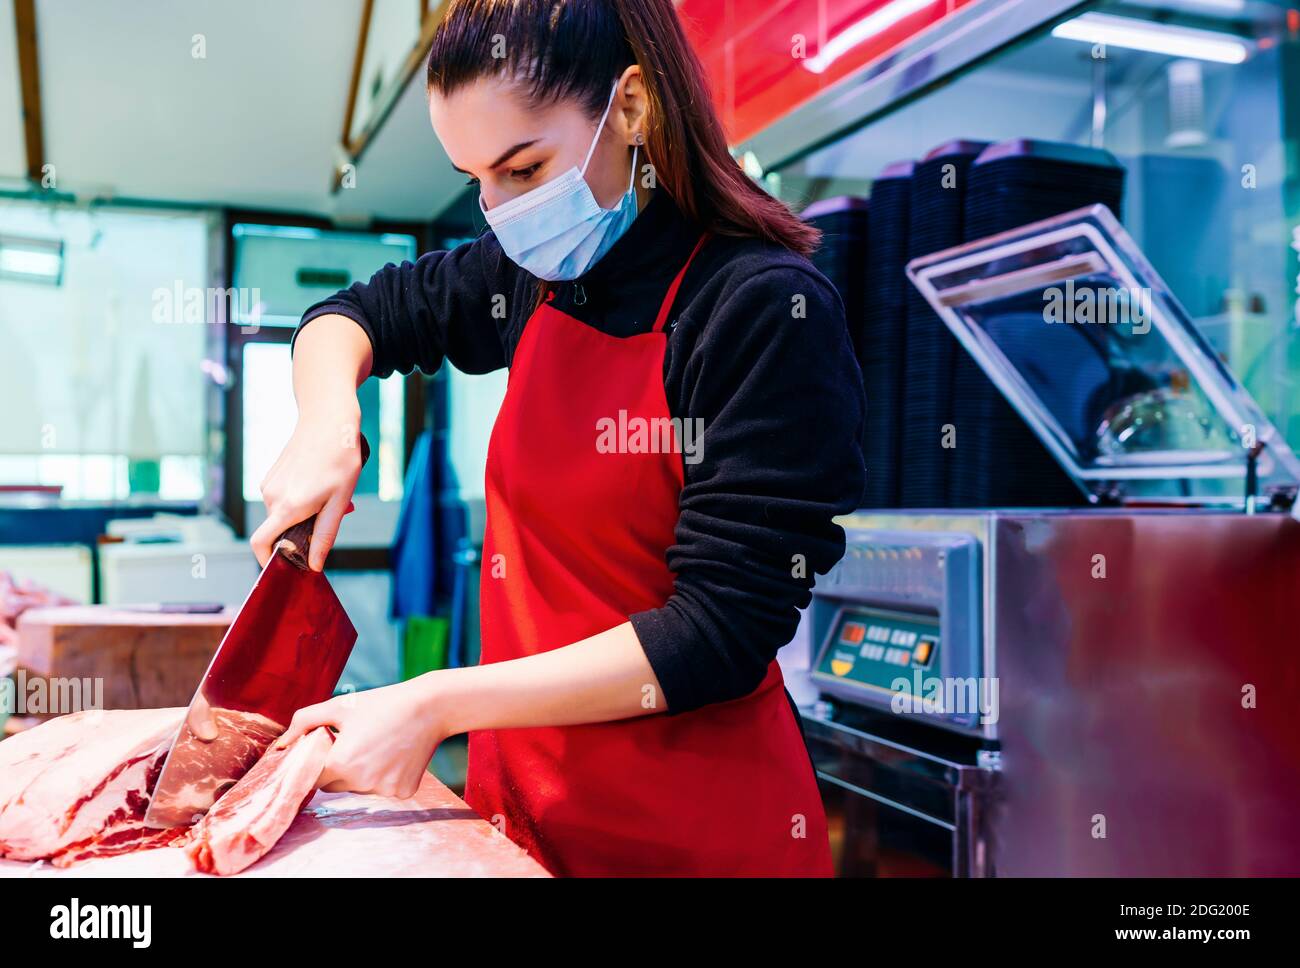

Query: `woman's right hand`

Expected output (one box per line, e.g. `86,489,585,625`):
250,402,365,572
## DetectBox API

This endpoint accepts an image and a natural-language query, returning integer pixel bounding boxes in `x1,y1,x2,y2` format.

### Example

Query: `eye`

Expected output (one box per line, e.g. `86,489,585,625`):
509,163,542,181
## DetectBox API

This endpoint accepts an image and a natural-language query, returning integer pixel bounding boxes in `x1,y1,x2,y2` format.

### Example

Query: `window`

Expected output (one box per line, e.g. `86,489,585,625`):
231,223,417,328
0,202,215,502
240,342,405,503
230,222,415,545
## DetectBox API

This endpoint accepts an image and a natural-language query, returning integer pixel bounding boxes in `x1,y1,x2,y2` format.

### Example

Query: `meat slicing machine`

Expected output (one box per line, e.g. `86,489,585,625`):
803,206,1300,877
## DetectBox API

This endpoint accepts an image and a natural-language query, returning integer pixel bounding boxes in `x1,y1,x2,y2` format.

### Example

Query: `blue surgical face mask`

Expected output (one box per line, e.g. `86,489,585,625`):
480,81,639,282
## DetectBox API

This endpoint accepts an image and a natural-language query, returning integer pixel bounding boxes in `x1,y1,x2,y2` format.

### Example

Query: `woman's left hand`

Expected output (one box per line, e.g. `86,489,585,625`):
274,677,445,800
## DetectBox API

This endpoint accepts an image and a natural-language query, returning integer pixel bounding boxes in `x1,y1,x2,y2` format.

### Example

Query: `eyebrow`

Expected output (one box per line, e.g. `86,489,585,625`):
450,139,542,175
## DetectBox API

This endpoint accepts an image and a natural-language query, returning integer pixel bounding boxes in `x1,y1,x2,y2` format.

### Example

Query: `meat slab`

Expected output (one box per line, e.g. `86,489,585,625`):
187,727,333,875
1,774,551,878
0,707,188,865
0,707,324,873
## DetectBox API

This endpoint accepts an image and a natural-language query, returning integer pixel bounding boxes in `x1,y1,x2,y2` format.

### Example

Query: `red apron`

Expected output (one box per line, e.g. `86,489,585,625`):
466,236,833,877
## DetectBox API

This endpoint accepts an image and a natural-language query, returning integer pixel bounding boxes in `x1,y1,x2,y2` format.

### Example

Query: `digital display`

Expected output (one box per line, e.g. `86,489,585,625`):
840,622,866,645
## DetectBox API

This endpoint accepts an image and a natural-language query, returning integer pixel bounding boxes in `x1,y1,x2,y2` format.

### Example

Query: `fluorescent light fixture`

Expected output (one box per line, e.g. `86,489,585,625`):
805,0,939,74
0,234,64,285
1052,12,1249,64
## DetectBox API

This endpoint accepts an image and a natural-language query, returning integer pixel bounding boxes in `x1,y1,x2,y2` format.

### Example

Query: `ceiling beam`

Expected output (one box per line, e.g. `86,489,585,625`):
340,0,375,156
13,0,46,184
331,1,448,194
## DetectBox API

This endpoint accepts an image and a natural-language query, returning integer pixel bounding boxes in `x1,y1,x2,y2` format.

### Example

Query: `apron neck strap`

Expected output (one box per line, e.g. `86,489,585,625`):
653,234,711,334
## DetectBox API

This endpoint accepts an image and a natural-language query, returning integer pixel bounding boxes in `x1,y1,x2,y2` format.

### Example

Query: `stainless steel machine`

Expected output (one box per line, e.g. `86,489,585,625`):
804,208,1300,876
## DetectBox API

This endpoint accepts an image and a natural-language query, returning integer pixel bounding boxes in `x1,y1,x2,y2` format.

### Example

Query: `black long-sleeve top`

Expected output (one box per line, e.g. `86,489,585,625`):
295,191,866,714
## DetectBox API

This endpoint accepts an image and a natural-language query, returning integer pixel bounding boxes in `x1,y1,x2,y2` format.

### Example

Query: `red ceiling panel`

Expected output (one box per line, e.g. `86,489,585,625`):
678,0,973,144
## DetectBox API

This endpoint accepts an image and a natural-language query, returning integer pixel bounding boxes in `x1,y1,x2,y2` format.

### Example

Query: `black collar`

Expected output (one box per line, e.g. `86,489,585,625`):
535,191,707,337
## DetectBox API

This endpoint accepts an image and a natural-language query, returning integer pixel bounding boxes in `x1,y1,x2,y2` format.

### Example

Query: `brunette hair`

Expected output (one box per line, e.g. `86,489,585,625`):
426,0,819,257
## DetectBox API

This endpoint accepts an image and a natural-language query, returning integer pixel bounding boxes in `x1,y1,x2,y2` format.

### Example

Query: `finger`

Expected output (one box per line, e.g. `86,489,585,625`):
317,756,372,794
257,456,283,500
317,762,355,793
274,703,338,750
187,694,219,742
315,744,344,790
308,493,351,572
250,507,297,568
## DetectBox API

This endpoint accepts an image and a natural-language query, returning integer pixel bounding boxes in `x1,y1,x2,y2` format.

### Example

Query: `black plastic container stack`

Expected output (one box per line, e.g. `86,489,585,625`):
951,139,1126,508
860,161,914,507
804,196,870,368
901,140,987,508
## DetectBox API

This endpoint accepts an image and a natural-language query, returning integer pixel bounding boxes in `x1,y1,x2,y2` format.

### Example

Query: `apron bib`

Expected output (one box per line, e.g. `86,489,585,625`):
466,236,833,876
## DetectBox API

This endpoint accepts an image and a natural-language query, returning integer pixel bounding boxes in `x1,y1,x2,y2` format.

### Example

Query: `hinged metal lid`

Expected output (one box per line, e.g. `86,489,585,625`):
906,204,1300,510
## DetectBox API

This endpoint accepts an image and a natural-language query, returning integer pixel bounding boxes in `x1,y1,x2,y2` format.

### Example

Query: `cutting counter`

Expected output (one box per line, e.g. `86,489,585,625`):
0,773,549,878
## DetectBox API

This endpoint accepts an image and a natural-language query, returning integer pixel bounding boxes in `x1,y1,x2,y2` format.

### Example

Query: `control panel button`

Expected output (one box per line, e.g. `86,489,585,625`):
913,638,935,666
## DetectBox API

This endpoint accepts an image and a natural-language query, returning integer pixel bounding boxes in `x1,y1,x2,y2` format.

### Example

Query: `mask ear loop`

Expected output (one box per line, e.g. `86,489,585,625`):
580,80,623,177
626,145,639,194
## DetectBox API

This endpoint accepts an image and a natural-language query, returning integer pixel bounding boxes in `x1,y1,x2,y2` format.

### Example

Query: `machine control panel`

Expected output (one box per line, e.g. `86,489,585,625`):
810,527,986,736
816,605,943,708
818,608,939,684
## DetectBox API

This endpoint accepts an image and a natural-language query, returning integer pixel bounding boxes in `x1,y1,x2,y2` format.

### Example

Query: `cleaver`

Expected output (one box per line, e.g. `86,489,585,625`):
143,436,369,829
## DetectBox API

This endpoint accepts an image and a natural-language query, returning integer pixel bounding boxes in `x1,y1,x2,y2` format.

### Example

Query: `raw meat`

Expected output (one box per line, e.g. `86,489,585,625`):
0,706,315,873
144,704,283,827
186,727,333,875
0,571,75,647
0,707,187,864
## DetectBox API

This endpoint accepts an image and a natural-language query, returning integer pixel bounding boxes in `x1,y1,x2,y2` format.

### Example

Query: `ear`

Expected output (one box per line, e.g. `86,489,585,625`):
615,65,648,145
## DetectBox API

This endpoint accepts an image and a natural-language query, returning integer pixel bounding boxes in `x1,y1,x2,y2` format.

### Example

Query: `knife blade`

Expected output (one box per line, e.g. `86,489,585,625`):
143,436,369,829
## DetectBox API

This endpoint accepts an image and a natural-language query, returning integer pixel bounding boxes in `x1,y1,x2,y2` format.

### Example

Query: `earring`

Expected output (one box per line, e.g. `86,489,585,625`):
634,132,645,146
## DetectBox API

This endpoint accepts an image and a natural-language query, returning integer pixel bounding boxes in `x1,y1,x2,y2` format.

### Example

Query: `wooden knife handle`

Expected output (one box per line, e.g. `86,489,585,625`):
275,433,371,570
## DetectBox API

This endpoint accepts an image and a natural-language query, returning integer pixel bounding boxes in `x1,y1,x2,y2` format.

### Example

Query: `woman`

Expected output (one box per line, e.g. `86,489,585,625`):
262,0,865,877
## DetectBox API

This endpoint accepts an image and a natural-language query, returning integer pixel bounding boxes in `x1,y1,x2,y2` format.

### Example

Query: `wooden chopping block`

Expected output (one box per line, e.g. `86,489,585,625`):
14,606,232,716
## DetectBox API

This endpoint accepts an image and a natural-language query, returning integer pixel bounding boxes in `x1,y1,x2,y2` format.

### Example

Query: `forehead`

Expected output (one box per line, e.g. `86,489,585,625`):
428,76,595,172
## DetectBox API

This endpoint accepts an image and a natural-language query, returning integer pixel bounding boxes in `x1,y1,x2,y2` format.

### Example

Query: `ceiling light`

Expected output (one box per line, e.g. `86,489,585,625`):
1052,12,1250,64
0,234,64,285
805,0,940,74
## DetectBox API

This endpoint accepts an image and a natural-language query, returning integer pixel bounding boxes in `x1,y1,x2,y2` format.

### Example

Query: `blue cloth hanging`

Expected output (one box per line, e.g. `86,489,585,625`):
390,430,438,619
